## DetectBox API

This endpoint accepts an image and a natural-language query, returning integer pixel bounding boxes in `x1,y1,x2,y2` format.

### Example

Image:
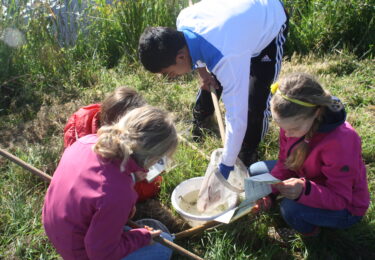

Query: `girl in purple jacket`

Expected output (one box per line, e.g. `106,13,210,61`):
43,106,178,260
250,73,370,236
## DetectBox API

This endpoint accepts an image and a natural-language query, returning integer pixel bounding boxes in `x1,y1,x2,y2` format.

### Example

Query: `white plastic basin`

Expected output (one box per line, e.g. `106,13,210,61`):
171,177,237,227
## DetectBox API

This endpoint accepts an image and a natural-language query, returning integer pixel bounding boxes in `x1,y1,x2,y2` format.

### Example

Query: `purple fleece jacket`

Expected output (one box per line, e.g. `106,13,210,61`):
271,110,370,216
42,134,151,260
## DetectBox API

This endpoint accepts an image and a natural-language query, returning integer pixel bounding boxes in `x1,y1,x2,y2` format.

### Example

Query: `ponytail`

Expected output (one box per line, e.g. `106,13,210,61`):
284,116,321,171
93,126,134,171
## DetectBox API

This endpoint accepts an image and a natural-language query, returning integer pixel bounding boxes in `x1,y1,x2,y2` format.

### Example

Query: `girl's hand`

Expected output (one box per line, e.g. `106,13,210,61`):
150,230,162,238
273,178,304,200
148,230,162,245
197,67,219,91
134,171,147,182
143,225,154,232
251,196,273,213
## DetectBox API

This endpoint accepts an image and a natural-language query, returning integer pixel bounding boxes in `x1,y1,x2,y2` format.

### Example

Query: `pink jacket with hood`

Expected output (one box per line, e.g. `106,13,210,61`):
271,108,370,216
43,134,151,260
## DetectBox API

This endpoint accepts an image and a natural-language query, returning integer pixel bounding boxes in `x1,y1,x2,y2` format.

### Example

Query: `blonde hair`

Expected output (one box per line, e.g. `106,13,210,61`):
93,106,178,170
271,73,336,171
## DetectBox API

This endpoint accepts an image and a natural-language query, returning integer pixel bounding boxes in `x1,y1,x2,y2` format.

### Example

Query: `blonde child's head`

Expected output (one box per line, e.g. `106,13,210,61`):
270,73,342,171
94,106,178,170
100,87,146,126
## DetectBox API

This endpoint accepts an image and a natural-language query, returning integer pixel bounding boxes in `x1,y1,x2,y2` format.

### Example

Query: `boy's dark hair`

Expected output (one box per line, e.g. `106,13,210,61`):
138,27,186,73
100,87,146,126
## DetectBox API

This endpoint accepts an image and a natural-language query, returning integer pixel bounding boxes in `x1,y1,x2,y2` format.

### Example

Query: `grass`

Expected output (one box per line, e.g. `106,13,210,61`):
284,0,375,57
0,53,374,259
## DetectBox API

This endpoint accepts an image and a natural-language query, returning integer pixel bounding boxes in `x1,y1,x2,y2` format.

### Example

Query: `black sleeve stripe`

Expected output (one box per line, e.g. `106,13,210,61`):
304,179,311,196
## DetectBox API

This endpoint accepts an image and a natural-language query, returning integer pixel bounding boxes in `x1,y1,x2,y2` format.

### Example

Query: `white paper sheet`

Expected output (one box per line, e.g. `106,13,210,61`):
214,208,237,224
214,200,255,224
244,173,281,202
248,173,281,184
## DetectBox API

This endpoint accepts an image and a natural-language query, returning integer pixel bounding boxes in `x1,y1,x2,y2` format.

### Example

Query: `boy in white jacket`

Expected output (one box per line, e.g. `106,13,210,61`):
139,0,288,178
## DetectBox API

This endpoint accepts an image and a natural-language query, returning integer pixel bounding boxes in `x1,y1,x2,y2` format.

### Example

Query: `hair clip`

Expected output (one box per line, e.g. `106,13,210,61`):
270,82,279,95
271,81,317,107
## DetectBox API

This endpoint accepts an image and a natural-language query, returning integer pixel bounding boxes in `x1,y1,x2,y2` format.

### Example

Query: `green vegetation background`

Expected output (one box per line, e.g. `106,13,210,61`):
0,0,374,259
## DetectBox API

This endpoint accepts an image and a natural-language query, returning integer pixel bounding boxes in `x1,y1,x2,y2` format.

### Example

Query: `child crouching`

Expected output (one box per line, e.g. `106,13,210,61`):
43,106,178,259
64,87,163,202
250,73,370,236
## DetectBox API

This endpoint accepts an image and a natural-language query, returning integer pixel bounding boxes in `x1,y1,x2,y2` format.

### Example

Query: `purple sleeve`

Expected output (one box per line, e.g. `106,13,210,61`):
298,140,354,211
84,194,151,260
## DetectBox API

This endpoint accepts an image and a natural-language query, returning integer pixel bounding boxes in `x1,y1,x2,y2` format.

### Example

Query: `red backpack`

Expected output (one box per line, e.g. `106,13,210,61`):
63,104,162,202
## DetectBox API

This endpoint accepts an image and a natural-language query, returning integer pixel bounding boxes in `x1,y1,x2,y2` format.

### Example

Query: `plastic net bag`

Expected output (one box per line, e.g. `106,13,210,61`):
197,148,249,213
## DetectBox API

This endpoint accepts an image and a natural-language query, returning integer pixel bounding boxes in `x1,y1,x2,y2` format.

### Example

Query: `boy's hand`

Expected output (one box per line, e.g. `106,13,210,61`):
273,178,304,200
251,196,273,213
197,67,219,91
134,170,147,182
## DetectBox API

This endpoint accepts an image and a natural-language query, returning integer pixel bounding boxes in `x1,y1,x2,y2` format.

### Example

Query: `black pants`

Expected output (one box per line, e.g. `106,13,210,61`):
193,19,289,155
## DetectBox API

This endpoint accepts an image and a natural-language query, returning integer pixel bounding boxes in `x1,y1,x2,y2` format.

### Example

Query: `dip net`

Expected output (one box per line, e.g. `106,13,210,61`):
197,149,249,213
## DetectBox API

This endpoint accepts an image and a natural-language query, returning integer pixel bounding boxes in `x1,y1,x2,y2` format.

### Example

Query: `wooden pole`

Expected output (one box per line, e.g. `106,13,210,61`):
210,86,225,146
0,148,52,182
0,147,204,260
175,202,260,240
128,220,204,260
174,221,222,240
178,134,210,160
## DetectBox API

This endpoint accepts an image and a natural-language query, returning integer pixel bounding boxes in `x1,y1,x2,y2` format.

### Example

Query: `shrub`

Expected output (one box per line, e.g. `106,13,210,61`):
76,0,182,68
284,0,375,57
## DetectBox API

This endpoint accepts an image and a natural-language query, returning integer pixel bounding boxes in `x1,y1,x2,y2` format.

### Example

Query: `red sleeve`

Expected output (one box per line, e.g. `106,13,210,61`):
63,114,77,148
63,104,101,148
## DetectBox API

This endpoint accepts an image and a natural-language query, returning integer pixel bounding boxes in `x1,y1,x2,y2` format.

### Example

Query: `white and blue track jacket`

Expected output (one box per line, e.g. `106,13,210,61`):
177,0,287,166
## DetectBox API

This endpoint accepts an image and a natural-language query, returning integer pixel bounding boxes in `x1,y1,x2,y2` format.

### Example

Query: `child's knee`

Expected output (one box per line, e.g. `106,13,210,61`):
248,161,266,176
280,198,302,220
248,160,276,176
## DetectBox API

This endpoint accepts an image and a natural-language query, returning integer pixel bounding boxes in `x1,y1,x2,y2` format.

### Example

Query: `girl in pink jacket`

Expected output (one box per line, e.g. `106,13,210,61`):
43,106,178,259
249,73,370,236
